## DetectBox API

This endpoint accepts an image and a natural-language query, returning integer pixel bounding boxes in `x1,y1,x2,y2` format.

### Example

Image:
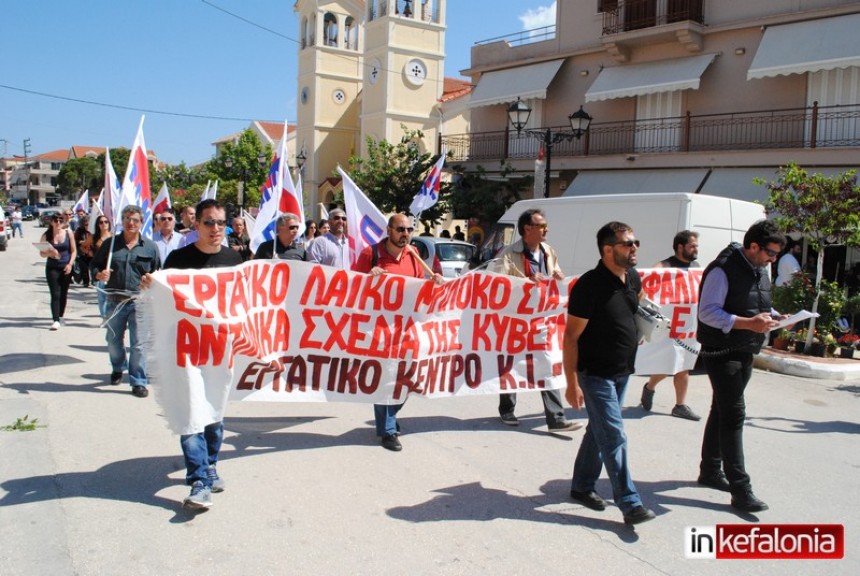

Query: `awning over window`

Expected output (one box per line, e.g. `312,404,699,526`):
698,168,775,204
584,54,717,102
469,59,565,108
747,13,860,80
563,169,709,196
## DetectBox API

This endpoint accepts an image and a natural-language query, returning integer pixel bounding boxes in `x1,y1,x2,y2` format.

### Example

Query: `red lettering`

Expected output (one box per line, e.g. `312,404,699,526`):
167,275,201,317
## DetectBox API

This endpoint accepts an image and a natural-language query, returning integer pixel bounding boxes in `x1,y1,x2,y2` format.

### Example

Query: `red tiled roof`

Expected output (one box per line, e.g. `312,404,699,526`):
256,121,297,142
440,77,473,103
34,149,70,161
70,145,106,158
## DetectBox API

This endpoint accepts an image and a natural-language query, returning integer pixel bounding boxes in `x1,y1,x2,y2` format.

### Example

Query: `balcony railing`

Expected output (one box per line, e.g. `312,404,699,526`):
442,102,860,162
602,0,705,35
474,24,556,48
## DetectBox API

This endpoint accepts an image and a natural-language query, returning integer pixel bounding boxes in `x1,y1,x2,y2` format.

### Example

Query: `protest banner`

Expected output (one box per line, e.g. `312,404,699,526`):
139,264,700,434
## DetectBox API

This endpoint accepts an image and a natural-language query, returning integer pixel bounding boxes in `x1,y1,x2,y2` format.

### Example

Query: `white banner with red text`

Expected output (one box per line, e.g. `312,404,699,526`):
138,262,701,434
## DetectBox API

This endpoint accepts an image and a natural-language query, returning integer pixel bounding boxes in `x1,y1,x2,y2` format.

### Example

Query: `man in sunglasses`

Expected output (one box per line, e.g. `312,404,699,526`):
353,213,441,451
493,208,583,432
141,198,242,510
152,209,182,262
696,219,786,513
253,213,307,261
563,221,656,525
92,205,160,398
308,208,349,269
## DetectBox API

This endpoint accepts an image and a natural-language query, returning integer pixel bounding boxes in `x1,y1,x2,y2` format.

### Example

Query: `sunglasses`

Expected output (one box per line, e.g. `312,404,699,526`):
98,220,109,225
202,218,227,227
761,246,779,258
288,225,300,230
610,239,640,248
527,223,548,230
123,217,142,224
51,217,63,222
393,226,414,234
331,215,347,221
158,216,174,222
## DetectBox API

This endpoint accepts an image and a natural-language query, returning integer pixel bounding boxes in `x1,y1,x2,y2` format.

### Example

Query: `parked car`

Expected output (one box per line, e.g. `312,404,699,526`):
20,205,38,221
410,237,476,278
39,208,62,228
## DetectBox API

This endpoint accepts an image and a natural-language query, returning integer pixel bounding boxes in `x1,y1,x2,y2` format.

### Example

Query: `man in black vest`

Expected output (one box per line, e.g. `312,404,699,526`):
696,220,786,512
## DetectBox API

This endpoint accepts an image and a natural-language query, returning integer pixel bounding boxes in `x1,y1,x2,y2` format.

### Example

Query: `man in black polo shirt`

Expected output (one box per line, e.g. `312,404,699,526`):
563,221,656,526
253,213,307,261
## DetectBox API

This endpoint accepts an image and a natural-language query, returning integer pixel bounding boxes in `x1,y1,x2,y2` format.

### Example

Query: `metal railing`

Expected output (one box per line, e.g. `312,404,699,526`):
442,102,860,162
474,25,556,48
602,0,705,35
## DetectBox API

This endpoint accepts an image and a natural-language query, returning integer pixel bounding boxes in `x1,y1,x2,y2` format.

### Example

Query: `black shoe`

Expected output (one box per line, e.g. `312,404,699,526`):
641,383,655,411
131,386,149,398
548,420,584,432
381,434,402,452
697,472,731,492
110,371,122,385
731,490,769,512
623,505,657,525
570,489,608,511
500,412,519,426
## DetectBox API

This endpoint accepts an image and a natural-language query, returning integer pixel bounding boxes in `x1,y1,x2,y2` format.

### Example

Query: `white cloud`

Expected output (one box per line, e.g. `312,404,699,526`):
520,2,557,30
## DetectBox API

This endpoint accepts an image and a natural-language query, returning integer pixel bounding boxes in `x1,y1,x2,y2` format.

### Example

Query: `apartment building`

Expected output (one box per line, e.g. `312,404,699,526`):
448,0,860,204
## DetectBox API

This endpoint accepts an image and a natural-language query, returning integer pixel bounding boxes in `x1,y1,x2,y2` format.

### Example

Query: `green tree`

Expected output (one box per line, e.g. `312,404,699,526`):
56,157,101,198
761,162,860,350
447,162,527,224
203,130,271,208
97,148,132,185
346,127,450,224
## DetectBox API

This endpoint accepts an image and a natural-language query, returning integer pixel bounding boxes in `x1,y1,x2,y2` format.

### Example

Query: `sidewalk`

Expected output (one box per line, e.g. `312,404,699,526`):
756,347,860,380
0,220,857,575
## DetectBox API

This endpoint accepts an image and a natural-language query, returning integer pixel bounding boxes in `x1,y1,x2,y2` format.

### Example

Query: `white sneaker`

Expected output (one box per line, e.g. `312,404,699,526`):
50,321,60,331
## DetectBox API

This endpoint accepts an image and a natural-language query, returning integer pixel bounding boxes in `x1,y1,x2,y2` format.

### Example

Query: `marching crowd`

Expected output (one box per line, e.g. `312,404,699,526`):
32,201,786,522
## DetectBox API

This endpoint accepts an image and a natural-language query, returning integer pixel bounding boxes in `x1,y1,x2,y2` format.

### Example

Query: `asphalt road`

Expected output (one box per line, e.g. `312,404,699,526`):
1,220,857,575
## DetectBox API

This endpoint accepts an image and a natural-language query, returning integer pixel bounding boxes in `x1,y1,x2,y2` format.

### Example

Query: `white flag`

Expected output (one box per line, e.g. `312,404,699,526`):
337,166,387,268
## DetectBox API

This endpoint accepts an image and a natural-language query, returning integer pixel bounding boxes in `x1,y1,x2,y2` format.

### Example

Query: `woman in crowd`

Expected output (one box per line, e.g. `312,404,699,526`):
316,218,329,238
74,215,94,287
39,212,77,330
91,215,113,317
301,219,317,247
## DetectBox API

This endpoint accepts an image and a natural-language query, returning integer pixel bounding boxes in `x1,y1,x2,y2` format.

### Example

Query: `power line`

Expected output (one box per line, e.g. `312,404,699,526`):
0,82,264,122
200,0,298,44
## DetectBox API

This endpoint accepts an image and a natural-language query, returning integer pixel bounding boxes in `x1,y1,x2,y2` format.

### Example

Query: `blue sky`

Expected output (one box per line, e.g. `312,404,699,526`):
1,1,555,166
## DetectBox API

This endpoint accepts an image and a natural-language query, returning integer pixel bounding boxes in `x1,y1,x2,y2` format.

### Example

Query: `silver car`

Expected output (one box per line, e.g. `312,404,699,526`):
410,236,476,278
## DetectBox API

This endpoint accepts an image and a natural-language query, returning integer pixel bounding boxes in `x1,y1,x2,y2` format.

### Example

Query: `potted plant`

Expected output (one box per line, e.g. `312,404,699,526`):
838,333,859,358
772,329,792,351
794,328,808,354
822,333,838,358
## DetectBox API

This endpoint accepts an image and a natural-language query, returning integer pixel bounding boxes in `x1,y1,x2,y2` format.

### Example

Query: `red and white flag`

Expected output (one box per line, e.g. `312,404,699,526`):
153,182,171,215
409,151,445,216
119,116,152,237
337,166,387,267
103,148,122,229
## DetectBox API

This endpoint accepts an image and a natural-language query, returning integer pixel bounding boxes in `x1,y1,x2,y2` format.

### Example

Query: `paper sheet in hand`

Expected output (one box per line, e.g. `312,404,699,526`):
771,310,819,331
32,242,55,251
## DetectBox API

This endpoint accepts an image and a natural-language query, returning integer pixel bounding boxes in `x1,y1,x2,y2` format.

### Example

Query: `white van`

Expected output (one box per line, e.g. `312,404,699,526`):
487,193,766,276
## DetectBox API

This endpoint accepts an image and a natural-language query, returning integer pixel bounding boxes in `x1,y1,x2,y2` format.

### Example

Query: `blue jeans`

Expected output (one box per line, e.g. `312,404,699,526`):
96,281,108,318
571,372,642,515
374,403,404,437
104,298,147,387
180,422,224,487
12,222,23,238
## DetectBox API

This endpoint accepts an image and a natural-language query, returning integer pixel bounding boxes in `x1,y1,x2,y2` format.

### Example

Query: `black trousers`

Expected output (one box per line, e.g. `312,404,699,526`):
700,351,754,494
46,266,71,322
498,390,566,425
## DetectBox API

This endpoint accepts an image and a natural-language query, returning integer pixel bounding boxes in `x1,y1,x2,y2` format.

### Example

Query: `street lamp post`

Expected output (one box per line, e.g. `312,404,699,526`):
224,153,267,210
295,150,306,179
507,97,592,198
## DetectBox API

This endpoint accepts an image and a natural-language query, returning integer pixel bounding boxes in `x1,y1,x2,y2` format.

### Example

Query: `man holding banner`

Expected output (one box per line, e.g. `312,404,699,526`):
141,199,242,510
493,208,582,432
353,213,442,451
640,230,702,421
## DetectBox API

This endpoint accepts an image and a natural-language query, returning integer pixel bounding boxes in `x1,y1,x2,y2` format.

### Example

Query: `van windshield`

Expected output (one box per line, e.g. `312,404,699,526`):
474,224,515,267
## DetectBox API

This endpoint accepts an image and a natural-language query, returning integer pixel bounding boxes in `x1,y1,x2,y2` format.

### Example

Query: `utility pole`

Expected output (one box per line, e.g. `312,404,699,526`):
23,138,31,204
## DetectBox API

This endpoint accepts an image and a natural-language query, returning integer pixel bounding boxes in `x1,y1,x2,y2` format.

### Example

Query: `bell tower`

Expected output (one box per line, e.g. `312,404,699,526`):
294,1,364,212
361,0,447,155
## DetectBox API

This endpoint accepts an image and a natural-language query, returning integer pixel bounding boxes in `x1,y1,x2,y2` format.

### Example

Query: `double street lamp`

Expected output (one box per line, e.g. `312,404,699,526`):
224,153,267,209
507,97,592,198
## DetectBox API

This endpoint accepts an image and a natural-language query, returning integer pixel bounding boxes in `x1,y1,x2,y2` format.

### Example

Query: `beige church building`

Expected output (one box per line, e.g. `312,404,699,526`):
293,0,469,216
